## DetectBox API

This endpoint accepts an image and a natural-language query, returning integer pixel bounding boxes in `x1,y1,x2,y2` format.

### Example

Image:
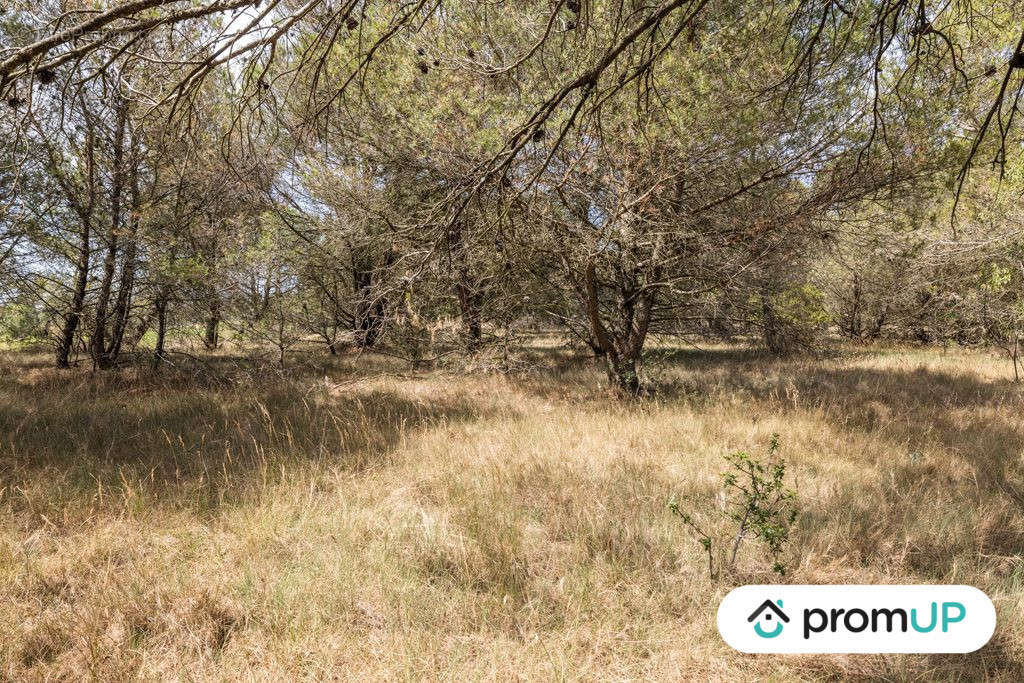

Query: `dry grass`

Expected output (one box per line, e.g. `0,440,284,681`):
2,343,1024,680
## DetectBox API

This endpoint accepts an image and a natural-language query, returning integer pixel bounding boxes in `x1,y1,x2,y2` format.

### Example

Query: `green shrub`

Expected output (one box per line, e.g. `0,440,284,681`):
755,284,831,354
0,302,47,345
669,434,799,579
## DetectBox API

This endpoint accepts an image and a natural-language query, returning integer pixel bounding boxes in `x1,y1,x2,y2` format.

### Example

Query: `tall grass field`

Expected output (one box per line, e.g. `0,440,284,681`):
2,344,1023,679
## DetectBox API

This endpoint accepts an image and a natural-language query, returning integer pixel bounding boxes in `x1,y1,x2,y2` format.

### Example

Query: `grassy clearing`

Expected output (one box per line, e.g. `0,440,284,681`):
2,344,1024,679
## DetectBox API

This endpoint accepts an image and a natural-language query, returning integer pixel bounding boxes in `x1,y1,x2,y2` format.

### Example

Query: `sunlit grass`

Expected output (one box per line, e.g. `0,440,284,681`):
1,344,1023,678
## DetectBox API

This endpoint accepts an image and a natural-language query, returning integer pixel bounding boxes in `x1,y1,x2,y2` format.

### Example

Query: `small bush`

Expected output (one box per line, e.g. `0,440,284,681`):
756,284,831,355
669,434,798,579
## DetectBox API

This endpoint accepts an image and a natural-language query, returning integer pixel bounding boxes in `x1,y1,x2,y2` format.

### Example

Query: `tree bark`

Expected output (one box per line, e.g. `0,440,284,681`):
91,101,127,369
847,274,862,339
353,263,385,347
107,142,141,362
54,115,97,369
867,304,888,340
761,286,788,354
455,278,483,351
448,221,484,351
153,294,168,368
56,216,90,368
582,258,652,396
204,299,220,350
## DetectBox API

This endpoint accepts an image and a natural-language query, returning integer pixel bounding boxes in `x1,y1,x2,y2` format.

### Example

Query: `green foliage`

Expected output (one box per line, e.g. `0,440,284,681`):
775,284,831,327
669,434,799,579
756,284,831,355
0,301,46,345
981,262,1013,294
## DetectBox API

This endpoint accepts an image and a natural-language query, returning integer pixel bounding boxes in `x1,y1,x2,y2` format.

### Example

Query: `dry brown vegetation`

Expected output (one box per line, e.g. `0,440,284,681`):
2,343,1024,679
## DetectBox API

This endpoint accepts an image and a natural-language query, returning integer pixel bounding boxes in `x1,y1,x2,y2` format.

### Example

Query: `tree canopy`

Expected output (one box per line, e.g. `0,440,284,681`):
3,0,1024,392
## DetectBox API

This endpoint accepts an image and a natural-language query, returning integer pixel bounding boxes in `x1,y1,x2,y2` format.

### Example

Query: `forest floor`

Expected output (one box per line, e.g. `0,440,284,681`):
1,342,1024,680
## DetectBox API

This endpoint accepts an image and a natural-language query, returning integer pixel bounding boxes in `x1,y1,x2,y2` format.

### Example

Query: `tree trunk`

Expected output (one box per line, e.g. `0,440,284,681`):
449,222,483,351
91,102,127,370
153,295,168,368
582,259,652,397
455,278,483,351
761,292,781,353
91,235,118,368
586,337,606,358
1013,333,1020,383
107,147,140,362
56,217,90,368
606,354,641,396
55,122,98,369
107,239,136,361
204,300,220,350
353,268,384,347
847,274,862,339
867,304,889,340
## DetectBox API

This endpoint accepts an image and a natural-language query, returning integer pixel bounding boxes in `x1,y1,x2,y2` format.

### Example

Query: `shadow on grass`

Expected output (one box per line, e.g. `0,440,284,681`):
644,346,1020,471
645,344,784,368
0,354,498,515
793,639,1024,680
639,346,1024,577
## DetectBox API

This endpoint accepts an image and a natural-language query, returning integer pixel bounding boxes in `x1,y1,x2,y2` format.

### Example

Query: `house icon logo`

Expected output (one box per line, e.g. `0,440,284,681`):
748,599,789,638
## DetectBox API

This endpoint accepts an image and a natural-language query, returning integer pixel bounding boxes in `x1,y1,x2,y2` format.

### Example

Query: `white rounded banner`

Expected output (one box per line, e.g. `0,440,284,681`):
717,585,996,653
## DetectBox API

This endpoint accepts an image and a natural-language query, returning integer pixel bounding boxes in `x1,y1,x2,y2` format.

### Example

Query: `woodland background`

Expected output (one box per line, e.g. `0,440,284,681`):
3,1,1024,679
